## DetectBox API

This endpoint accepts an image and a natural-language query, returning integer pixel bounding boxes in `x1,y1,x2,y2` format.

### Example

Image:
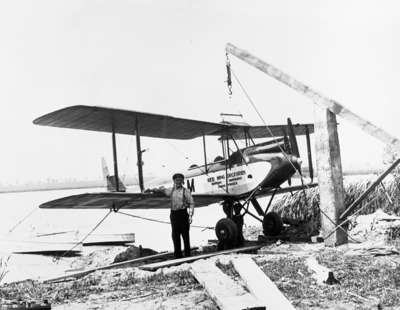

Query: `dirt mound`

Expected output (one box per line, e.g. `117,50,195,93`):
69,246,126,270
113,245,158,263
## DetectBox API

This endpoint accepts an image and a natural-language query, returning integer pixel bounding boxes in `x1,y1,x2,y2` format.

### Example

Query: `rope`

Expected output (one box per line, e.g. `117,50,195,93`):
231,69,304,179
230,68,360,240
7,207,38,234
117,210,214,231
55,210,113,260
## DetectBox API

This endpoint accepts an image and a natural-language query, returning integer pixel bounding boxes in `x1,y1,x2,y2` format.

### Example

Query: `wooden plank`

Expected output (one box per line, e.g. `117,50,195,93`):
314,107,347,246
140,245,263,271
232,256,296,310
190,260,264,310
43,251,171,283
226,43,400,152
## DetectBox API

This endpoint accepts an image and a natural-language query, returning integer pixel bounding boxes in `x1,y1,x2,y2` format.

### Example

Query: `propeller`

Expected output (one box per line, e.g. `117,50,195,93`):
287,118,300,158
281,128,291,154
286,118,314,183
287,118,302,178
281,127,292,186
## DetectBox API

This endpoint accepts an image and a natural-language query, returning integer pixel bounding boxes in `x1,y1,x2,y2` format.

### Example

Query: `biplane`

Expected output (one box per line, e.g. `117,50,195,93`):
34,105,316,245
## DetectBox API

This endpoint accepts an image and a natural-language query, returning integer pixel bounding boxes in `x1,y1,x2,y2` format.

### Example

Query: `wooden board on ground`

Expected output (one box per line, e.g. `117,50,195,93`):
190,259,264,310
43,251,171,283
140,245,263,271
232,256,296,310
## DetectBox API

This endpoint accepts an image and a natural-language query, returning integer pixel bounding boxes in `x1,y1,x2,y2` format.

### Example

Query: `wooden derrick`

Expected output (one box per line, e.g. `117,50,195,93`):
226,43,400,246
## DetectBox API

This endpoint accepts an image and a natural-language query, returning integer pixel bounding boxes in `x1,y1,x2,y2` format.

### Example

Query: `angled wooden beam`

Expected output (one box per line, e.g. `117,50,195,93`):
339,158,400,220
226,43,400,152
140,245,263,271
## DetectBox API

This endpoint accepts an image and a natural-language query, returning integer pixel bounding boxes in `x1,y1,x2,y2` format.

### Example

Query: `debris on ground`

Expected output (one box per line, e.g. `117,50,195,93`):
2,205,400,309
113,245,158,263
349,209,400,247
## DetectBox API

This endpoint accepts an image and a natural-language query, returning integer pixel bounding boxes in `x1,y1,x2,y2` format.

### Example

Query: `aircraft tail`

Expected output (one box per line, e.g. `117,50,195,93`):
101,158,126,192
101,157,110,180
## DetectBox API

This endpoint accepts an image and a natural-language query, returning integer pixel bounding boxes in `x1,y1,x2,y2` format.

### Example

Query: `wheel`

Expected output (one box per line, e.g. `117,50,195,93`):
262,212,283,236
215,218,238,246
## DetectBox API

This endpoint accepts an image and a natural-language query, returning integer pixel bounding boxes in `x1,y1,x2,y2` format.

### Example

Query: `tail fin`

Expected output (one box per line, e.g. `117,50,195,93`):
101,157,110,180
101,158,126,192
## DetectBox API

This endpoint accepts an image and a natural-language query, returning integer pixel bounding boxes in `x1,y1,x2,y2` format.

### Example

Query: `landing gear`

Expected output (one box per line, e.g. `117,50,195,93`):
215,218,238,249
215,200,245,250
262,211,283,236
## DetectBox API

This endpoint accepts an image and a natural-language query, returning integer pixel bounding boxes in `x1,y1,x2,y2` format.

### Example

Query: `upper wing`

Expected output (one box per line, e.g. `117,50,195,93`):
34,105,314,140
232,124,313,139
33,105,223,140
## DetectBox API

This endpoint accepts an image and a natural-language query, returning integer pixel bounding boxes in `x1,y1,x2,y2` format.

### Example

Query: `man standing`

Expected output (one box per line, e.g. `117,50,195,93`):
164,173,195,258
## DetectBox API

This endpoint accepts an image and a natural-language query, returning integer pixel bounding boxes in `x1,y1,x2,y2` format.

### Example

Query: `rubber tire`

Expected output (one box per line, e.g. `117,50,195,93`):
263,212,283,236
215,218,238,244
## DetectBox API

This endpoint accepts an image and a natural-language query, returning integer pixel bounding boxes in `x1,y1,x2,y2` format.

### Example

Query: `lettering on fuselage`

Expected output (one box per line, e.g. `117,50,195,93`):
206,170,246,188
187,179,195,192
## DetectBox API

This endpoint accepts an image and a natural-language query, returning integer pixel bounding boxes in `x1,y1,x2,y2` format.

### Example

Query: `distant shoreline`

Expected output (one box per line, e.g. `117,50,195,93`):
0,179,139,194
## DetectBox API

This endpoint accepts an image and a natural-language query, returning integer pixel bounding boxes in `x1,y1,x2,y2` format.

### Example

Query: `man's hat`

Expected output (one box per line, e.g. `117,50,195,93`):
172,173,185,180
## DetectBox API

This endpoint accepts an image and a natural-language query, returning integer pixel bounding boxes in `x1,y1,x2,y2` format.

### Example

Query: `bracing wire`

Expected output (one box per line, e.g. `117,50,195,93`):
7,207,38,234
164,140,209,175
231,69,307,183
229,67,352,236
121,135,135,183
117,210,214,230
230,68,321,220
55,210,113,260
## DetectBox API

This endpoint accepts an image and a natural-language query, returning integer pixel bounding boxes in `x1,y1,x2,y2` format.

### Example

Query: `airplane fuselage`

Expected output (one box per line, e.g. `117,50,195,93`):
154,143,301,198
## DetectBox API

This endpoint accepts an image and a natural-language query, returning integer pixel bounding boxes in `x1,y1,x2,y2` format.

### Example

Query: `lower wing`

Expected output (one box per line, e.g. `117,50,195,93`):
38,183,317,210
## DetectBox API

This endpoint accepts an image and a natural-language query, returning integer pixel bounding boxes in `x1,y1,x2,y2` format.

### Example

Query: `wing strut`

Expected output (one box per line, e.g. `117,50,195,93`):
202,134,208,173
111,128,120,192
305,125,314,182
135,119,145,192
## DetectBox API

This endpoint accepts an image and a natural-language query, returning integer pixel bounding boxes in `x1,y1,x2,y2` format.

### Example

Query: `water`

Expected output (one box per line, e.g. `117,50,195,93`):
0,187,232,283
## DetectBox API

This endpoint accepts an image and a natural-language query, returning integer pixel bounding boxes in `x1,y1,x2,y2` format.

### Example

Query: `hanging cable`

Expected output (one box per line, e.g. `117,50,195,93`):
231,69,306,181
231,67,354,240
225,53,233,96
117,210,214,230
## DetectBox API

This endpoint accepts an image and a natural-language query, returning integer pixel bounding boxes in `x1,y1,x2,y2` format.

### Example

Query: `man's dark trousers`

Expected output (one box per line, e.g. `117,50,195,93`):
170,209,190,258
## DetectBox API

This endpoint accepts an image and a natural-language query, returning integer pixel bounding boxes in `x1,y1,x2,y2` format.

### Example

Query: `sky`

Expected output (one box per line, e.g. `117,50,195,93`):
1,0,400,184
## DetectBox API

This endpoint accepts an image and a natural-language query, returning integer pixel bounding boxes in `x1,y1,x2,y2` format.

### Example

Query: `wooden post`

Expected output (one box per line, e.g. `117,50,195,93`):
314,107,347,246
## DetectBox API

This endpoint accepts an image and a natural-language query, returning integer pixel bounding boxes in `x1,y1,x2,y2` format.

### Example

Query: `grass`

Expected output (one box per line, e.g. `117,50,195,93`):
0,269,200,304
0,256,9,285
256,251,400,309
272,172,400,234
